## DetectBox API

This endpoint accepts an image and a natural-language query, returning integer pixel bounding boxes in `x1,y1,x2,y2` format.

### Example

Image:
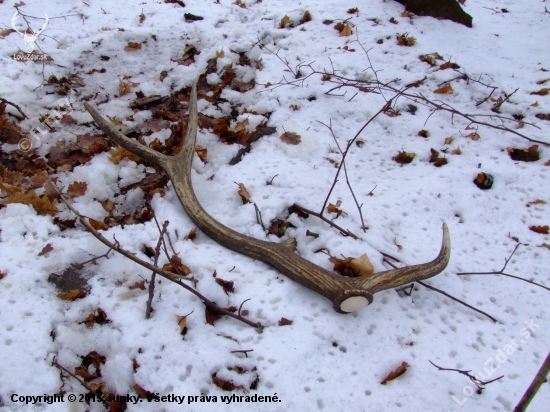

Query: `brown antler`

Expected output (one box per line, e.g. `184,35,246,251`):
84,80,450,313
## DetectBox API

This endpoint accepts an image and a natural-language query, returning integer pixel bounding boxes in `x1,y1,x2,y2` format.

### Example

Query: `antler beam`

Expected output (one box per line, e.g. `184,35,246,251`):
84,80,450,313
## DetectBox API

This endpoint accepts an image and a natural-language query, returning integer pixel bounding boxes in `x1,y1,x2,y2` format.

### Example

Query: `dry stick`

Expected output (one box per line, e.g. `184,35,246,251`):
513,351,550,412
71,247,113,269
457,244,550,292
146,217,168,319
291,203,359,239
384,259,497,322
0,97,28,119
429,361,503,393
319,97,394,217
52,359,96,394
318,119,367,232
56,189,262,330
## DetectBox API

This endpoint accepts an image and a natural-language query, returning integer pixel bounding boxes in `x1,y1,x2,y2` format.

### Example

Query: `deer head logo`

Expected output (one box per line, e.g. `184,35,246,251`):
11,11,49,53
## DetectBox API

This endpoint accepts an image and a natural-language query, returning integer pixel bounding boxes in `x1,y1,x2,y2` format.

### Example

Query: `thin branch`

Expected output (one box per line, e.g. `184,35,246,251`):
430,361,503,394
0,97,28,119
292,203,359,239
513,351,550,412
146,216,168,319
55,184,263,331
457,244,550,292
417,280,497,323
71,247,113,269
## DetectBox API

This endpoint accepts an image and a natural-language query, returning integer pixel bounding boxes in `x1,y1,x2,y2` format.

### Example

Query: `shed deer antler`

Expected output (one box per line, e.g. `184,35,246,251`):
84,80,450,313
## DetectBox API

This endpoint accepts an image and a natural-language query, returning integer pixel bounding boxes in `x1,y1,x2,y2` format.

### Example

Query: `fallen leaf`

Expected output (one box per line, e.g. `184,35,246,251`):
124,41,142,51
3,190,58,216
444,137,454,145
439,61,460,70
530,88,549,96
129,280,146,290
159,70,168,82
57,289,86,301
278,317,293,326
268,219,292,237
38,243,53,256
212,373,244,391
508,145,540,162
339,24,353,37
327,201,343,217
108,147,141,164
434,157,448,167
0,272,6,280
185,228,197,240
279,15,291,28
67,181,87,197
176,313,191,335
429,148,440,162
215,277,235,294
529,225,549,235
434,84,453,94
381,362,410,385
536,79,550,85
280,131,301,145
394,151,416,164
195,145,208,163
473,173,493,190
78,308,111,327
89,218,109,231
396,33,415,46
349,253,374,276
139,11,146,24
237,183,251,204
418,129,429,138
299,10,312,25
526,199,547,207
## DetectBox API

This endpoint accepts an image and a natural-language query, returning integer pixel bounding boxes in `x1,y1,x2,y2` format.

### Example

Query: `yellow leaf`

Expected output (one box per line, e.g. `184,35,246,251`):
280,15,291,28
4,190,58,216
215,50,225,59
530,88,549,96
349,254,374,276
237,183,251,204
434,84,453,94
339,24,353,37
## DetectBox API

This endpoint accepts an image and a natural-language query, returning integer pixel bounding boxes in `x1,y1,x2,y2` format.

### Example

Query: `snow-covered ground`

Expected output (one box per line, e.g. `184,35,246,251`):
1,0,549,411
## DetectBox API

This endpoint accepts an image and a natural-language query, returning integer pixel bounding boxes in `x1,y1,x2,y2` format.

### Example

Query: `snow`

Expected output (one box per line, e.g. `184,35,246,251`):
1,0,549,411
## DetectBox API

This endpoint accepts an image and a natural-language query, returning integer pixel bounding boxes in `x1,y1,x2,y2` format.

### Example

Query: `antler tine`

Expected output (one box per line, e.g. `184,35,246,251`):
84,79,451,313
83,102,171,167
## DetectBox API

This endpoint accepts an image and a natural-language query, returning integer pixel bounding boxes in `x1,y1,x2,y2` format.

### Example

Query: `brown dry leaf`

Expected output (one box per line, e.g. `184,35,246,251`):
212,373,244,391
279,15,291,28
327,201,343,217
545,160,550,166
79,308,110,327
526,199,547,207
57,289,86,301
74,366,98,382
381,362,410,385
289,104,299,111
215,50,225,59
205,305,227,326
537,79,550,85
106,116,125,126
531,101,539,107
530,88,549,96
339,24,353,37
529,225,549,235
439,61,460,70
418,129,429,138
396,33,415,46
185,228,197,240
108,147,141,164
444,137,454,145
119,80,139,96
129,280,146,290
429,148,440,162
0,272,6,280
162,255,192,276
67,181,87,197
538,243,550,250
237,183,251,204
419,54,437,67
0,28,15,37
394,151,416,164
234,0,247,9
269,219,292,237
452,147,462,155
38,243,53,257
139,11,146,23
215,277,235,294
124,41,142,51
89,218,109,231
280,131,301,145
176,313,191,335
434,157,448,167
434,84,453,94
329,256,365,278
349,253,374,276
159,70,168,82
508,145,540,162
300,10,312,25
195,145,207,163
278,317,293,326
3,191,58,216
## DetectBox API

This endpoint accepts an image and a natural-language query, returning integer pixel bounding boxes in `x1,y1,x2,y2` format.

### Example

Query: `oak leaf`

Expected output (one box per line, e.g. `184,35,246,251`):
67,181,87,197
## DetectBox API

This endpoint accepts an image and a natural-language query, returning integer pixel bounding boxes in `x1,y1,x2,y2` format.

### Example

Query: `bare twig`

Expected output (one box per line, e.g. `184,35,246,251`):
430,361,503,394
253,203,266,232
55,184,263,330
457,244,550,292
71,247,113,269
231,349,254,357
0,97,28,119
146,216,168,319
291,203,359,239
513,351,550,412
